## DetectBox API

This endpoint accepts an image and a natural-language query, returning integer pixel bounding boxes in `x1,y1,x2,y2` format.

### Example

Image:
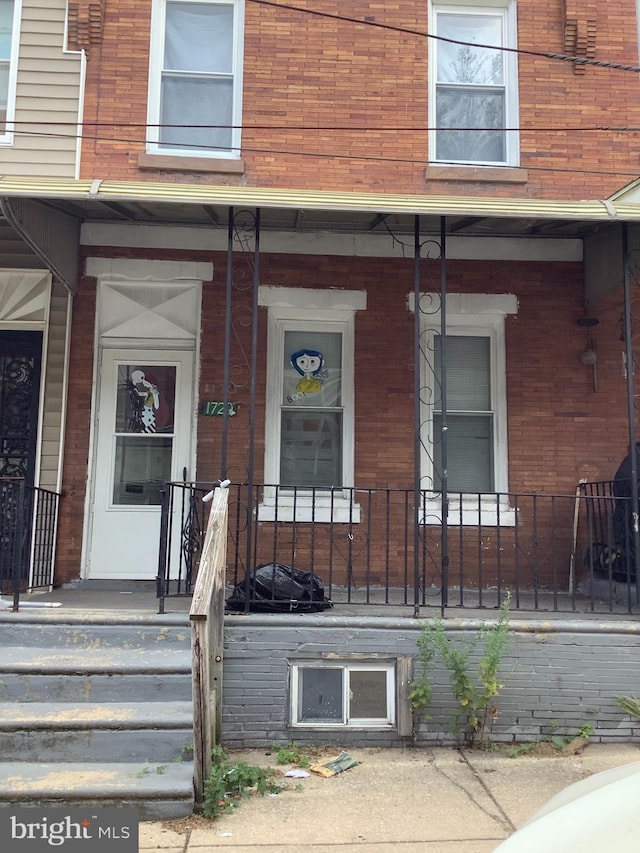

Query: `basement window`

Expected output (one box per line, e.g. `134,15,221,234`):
290,663,395,728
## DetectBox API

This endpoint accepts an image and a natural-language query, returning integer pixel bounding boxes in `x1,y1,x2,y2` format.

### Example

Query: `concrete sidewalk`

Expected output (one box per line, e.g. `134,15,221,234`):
139,743,640,852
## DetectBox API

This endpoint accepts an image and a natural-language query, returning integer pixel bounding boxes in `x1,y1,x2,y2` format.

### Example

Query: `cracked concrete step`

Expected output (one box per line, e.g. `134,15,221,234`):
0,670,191,703
0,611,191,650
0,701,194,762
0,761,195,820
0,645,191,675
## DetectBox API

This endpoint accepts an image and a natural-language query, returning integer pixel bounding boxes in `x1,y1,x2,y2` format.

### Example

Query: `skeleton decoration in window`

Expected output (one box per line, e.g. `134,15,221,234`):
126,369,170,434
288,348,327,400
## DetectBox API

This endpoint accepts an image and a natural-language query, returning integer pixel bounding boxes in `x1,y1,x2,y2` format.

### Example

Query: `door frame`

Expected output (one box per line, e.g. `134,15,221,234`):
80,263,208,582
84,346,198,580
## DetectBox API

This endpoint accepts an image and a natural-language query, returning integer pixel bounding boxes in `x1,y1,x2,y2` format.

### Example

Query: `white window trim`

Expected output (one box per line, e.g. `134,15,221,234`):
0,0,22,146
290,662,396,729
409,292,517,526
428,0,520,167
259,287,366,523
146,0,245,158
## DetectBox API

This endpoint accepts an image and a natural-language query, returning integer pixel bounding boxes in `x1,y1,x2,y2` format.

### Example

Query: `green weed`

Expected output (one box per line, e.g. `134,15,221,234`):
203,746,283,819
272,742,313,768
614,695,640,720
410,593,511,746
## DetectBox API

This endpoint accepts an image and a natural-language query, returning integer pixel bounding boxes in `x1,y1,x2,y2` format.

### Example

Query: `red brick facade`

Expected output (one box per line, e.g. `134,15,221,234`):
55,245,630,585
52,1,640,586
79,0,640,200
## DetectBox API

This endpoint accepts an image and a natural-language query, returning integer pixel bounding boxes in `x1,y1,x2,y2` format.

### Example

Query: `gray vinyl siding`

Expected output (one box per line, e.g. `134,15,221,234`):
3,0,83,177
39,280,69,491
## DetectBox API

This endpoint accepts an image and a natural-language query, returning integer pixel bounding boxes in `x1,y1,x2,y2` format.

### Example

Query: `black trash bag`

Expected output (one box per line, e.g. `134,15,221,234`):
226,562,333,613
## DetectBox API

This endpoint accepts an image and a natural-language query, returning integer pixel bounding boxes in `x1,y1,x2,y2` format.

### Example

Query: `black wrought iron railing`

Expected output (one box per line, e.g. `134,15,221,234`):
156,481,639,615
0,480,61,609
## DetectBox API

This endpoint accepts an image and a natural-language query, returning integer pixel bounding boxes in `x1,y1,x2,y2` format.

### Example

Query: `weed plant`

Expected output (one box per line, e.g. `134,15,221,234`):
411,593,511,746
202,746,283,819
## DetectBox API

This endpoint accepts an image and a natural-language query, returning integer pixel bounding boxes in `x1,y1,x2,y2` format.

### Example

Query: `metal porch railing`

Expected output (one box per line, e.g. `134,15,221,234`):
0,479,61,609
156,481,639,615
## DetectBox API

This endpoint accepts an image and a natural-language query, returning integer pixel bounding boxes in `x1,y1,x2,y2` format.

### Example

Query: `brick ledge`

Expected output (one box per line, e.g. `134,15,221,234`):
138,153,245,174
425,165,528,184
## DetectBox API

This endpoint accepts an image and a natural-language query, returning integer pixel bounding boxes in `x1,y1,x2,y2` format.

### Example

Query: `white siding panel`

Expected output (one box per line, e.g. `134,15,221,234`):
3,0,83,177
38,282,69,492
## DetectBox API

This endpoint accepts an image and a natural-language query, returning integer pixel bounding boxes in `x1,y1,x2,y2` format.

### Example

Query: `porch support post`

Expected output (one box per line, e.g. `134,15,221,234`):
243,209,261,586
413,215,422,618
439,216,449,612
622,224,640,589
220,208,234,480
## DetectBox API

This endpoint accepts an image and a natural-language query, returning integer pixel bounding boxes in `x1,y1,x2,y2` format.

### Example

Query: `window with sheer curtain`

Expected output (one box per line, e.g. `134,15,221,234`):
411,293,516,523
0,0,18,141
147,0,244,156
429,2,519,165
433,334,494,492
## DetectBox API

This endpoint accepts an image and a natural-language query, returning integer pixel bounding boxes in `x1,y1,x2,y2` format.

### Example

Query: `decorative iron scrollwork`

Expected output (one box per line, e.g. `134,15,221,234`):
0,355,36,479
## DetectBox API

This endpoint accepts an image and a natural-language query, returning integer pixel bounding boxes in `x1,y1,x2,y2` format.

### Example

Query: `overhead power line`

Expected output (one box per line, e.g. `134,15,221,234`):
8,126,640,180
249,0,640,74
9,122,640,133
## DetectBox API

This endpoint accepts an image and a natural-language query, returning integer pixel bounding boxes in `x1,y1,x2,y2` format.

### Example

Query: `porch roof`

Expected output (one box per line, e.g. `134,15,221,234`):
0,175,635,238
1,176,639,294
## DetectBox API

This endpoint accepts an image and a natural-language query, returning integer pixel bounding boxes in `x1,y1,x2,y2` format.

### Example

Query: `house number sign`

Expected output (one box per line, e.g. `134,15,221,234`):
199,401,238,416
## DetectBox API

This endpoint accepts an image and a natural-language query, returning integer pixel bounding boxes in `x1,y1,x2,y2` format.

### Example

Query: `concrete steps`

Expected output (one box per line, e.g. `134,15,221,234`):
0,610,195,819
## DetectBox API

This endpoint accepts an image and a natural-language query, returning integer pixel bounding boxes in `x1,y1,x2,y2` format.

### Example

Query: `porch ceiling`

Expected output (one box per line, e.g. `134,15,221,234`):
0,175,635,239
0,213,48,269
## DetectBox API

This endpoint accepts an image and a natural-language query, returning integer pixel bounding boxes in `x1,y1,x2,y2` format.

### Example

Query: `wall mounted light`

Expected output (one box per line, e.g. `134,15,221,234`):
578,313,599,391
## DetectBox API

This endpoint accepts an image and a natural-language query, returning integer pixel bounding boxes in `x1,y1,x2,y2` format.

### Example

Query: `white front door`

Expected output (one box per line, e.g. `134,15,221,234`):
87,349,194,579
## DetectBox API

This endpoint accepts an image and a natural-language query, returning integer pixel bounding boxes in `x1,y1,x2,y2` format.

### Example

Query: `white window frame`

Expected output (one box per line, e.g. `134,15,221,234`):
410,292,517,526
428,0,519,167
0,0,21,146
259,286,366,523
146,0,244,158
290,662,396,729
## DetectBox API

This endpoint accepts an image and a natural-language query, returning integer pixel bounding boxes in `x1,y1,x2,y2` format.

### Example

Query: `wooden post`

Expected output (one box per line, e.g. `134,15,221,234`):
190,487,229,808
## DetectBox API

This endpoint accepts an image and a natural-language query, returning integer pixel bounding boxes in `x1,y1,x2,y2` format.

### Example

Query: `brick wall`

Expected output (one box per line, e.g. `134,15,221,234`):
222,616,640,748
55,275,96,585
55,244,630,585
80,0,640,200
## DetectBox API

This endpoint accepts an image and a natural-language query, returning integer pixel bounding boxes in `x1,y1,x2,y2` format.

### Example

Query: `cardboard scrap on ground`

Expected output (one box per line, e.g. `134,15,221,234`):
309,751,359,778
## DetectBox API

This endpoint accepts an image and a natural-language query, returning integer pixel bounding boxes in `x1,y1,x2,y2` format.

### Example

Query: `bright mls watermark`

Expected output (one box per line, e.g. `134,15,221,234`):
0,807,138,852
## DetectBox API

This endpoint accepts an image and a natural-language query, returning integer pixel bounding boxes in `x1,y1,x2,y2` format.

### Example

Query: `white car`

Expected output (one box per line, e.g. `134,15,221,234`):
493,760,640,852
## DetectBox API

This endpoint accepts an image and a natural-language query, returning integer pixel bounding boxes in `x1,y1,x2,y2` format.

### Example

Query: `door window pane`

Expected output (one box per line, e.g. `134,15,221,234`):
112,436,173,505
299,667,343,722
115,365,176,434
113,365,176,505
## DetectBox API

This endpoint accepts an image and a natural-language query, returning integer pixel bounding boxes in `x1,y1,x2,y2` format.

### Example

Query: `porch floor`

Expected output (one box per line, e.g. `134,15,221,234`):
4,579,640,620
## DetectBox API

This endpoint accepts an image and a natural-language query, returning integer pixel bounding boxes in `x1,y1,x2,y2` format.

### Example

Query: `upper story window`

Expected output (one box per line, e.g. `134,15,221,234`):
429,1,519,166
0,0,20,145
147,0,244,158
